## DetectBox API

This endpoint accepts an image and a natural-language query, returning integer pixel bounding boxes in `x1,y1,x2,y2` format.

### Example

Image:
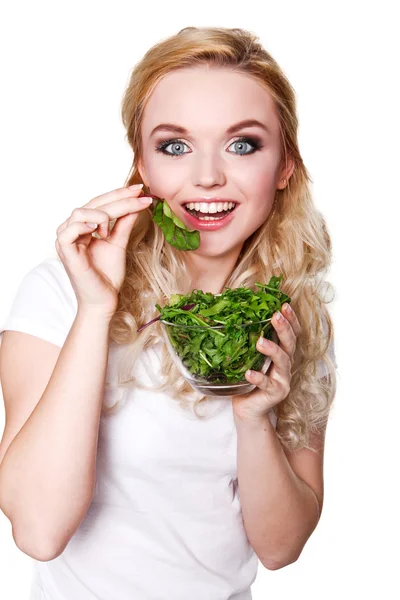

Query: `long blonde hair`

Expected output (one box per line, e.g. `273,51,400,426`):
103,26,337,453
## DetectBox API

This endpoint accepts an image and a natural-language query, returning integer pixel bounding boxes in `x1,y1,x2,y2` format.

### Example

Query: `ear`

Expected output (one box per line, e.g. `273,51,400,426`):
277,156,296,189
137,157,149,187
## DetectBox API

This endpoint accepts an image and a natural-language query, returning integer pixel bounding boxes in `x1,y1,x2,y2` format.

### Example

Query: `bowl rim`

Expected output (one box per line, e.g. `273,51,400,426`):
160,317,273,330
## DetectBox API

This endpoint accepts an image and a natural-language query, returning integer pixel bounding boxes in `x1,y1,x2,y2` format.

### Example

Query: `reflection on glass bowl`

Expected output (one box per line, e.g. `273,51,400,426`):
160,318,279,397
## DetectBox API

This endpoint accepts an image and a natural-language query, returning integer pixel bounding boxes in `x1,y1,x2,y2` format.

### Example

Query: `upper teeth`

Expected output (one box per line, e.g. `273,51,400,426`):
184,202,236,213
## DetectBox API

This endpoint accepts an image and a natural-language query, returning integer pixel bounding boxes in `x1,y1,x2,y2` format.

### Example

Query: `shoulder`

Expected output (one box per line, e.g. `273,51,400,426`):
22,255,77,314
1,254,78,348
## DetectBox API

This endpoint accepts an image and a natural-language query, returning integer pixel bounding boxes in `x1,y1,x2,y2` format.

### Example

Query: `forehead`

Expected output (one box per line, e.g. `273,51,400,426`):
141,66,279,137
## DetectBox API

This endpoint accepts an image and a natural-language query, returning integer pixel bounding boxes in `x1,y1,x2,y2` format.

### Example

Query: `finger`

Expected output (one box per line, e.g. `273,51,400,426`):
281,303,301,336
56,184,144,235
68,207,112,239
256,335,292,378
57,196,153,239
245,367,290,400
270,310,297,361
101,196,153,243
57,220,99,259
107,211,141,248
84,183,144,210
245,368,270,391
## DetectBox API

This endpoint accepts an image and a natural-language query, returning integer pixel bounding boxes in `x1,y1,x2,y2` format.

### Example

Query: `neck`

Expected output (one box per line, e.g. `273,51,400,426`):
184,245,243,295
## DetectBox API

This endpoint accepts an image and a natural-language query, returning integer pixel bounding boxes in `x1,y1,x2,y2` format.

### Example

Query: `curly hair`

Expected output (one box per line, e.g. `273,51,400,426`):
101,26,337,454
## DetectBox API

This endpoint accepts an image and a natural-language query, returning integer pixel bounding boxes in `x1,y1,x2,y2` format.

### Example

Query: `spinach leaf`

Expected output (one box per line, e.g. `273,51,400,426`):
151,198,200,251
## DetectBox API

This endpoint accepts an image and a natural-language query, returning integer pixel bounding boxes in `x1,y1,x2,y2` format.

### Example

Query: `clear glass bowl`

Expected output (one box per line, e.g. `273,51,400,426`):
160,318,279,396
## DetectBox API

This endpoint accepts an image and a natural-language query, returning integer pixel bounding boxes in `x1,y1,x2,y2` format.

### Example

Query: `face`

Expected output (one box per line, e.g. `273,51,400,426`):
138,65,293,259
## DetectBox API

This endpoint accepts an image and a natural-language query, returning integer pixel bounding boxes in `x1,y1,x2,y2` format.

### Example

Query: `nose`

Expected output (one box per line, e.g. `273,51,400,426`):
192,150,227,189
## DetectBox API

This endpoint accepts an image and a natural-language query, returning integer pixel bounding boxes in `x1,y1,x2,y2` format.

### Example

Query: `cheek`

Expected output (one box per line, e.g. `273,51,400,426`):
246,173,277,221
144,155,185,189
231,152,278,196
239,176,276,232
249,166,278,195
248,198,275,231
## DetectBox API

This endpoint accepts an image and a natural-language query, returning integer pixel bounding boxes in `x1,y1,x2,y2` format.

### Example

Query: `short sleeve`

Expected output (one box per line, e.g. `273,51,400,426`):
316,312,338,379
0,257,78,348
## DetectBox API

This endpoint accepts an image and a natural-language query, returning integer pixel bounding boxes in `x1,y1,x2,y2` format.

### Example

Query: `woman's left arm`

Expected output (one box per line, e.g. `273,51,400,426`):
232,303,324,571
234,411,323,571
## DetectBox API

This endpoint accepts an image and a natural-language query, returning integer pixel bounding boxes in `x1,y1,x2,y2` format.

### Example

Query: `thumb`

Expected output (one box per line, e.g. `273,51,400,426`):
108,212,140,248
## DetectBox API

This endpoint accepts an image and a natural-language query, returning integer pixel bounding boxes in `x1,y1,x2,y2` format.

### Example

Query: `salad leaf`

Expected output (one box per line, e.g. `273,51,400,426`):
151,197,200,251
137,275,292,385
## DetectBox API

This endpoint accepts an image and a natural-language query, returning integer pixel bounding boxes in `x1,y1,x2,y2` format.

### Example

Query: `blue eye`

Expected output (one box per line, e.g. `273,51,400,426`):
228,138,261,155
155,136,263,158
156,140,189,157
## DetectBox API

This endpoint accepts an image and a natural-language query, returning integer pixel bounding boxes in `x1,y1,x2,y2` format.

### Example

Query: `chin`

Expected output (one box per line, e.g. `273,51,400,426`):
198,238,243,258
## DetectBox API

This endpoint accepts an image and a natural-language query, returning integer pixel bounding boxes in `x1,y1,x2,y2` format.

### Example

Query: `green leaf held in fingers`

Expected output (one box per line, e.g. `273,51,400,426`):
151,198,200,251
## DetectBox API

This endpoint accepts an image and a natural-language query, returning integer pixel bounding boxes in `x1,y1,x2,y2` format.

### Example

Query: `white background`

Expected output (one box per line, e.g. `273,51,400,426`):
0,0,398,598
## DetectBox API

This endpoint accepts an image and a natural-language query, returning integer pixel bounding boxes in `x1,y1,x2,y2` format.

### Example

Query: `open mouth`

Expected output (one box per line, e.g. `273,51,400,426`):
184,204,238,221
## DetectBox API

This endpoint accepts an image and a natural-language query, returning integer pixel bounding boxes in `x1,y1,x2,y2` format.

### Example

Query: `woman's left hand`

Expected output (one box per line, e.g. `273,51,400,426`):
232,303,301,423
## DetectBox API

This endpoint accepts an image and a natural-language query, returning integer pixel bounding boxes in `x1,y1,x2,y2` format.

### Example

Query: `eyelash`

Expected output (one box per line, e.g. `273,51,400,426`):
154,136,263,158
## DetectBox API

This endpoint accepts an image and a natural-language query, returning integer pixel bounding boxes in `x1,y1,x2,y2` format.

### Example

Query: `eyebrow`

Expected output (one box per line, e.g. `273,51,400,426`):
149,119,271,138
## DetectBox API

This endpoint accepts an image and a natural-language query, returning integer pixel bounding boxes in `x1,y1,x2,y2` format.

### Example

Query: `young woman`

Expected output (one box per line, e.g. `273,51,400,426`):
0,26,337,600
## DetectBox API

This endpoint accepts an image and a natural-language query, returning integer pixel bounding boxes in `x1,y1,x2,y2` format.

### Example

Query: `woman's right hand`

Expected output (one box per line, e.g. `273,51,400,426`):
55,184,153,319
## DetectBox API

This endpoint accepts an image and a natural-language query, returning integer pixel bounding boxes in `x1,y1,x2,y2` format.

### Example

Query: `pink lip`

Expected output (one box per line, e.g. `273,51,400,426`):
181,204,238,231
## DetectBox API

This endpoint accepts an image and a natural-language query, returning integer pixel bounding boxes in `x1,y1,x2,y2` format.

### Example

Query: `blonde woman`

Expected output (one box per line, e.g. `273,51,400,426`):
0,26,337,600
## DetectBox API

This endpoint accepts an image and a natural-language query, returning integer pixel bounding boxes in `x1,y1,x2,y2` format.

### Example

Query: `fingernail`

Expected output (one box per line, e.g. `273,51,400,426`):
129,183,144,189
258,336,271,348
283,303,293,313
276,311,284,323
140,196,153,204
87,222,97,229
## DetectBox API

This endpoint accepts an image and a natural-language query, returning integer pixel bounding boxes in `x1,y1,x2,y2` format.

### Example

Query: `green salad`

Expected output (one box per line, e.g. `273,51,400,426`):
138,275,291,384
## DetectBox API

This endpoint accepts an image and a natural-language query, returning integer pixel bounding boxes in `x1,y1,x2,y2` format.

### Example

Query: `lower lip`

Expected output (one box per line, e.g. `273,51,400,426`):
182,207,237,231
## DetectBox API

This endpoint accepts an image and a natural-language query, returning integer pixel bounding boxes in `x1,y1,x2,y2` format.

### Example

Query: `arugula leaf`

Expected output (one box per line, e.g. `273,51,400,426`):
151,198,200,251
138,276,292,385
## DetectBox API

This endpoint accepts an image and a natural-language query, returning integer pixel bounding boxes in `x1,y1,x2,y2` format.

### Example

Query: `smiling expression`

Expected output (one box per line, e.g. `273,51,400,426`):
138,65,293,257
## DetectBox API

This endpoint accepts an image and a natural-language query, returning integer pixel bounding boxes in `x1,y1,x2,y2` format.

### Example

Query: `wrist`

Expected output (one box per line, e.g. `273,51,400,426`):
76,306,115,324
233,409,274,431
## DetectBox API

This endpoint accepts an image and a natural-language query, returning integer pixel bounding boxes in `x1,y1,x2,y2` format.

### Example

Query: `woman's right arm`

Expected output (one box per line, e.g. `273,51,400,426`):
0,183,153,561
0,308,112,561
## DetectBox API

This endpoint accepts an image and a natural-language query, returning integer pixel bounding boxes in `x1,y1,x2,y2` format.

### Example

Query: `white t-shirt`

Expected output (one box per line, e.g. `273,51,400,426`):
0,257,336,600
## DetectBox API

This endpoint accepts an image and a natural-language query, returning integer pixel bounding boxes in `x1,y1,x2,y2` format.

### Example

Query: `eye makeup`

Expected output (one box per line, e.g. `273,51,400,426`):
154,135,264,158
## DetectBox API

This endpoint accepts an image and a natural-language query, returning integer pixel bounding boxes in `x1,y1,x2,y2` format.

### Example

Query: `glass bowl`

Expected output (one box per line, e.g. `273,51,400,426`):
160,318,279,397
